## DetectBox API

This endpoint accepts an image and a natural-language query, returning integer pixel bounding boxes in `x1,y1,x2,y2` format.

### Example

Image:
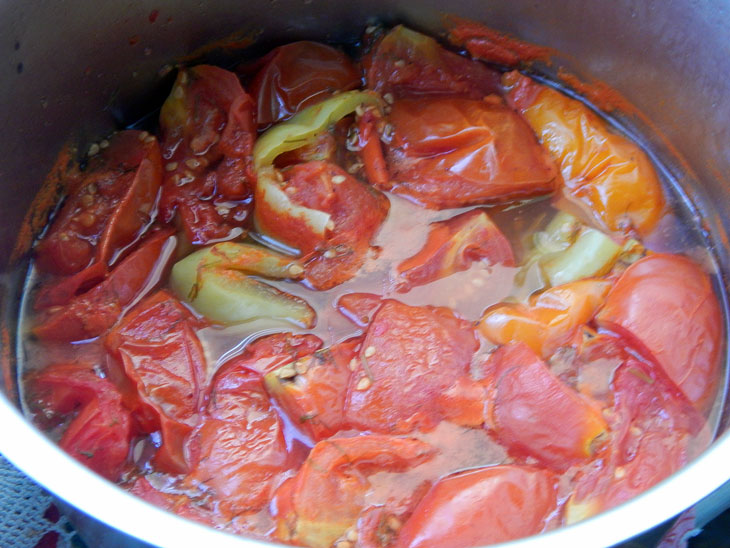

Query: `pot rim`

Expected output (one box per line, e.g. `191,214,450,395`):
1,392,729,548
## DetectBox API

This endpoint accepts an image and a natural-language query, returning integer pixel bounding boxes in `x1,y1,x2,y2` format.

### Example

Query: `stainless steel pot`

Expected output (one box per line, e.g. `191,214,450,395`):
1,1,729,547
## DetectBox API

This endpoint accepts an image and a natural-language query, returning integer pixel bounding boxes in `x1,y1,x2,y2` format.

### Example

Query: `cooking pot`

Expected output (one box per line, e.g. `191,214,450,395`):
1,1,729,547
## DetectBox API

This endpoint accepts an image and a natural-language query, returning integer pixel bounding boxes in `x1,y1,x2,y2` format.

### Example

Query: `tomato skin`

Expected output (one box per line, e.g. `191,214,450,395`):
597,253,722,412
265,338,359,441
33,229,176,342
566,333,708,521
254,161,390,290
34,130,163,306
504,71,665,237
105,290,208,473
249,41,361,128
273,435,435,548
336,292,384,327
159,65,255,245
397,208,514,290
479,279,612,358
345,300,478,433
385,97,558,208
364,25,501,100
394,465,557,548
184,365,291,516
29,363,132,481
485,343,607,470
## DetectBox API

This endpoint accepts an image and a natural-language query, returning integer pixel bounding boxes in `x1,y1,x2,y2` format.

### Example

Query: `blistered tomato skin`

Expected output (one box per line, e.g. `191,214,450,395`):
385,97,558,208
504,71,665,237
28,363,132,481
105,290,208,474
249,41,361,128
365,25,501,100
344,300,479,434
394,466,557,548
597,253,722,412
34,130,163,307
33,229,176,342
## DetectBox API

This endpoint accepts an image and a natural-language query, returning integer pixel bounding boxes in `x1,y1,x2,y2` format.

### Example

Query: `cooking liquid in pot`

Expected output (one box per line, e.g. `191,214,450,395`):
16,21,726,548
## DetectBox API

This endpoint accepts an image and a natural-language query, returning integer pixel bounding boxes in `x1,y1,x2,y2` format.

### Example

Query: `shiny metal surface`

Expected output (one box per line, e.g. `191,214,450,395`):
1,1,730,547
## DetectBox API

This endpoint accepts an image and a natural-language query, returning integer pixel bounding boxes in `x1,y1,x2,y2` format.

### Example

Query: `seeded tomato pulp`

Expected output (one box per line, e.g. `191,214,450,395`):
21,19,723,548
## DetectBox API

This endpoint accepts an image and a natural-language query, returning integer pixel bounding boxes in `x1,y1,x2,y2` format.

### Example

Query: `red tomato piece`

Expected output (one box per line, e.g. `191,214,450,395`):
216,332,323,378
29,363,132,481
254,161,390,289
485,342,607,470
33,229,176,342
479,279,612,358
364,25,501,100
504,71,666,237
384,97,558,208
34,130,163,306
394,465,557,548
597,253,722,412
265,338,360,441
344,300,478,433
129,477,217,528
358,108,390,187
159,65,255,245
105,290,208,474
336,292,384,327
248,41,360,128
566,333,708,521
273,435,435,548
184,365,291,517
396,208,514,291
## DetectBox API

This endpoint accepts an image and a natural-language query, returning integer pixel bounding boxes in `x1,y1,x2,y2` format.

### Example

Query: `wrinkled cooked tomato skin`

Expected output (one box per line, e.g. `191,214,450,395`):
504,71,665,237
345,300,478,433
385,97,558,208
250,41,361,128
394,466,557,548
34,131,163,311
597,253,722,412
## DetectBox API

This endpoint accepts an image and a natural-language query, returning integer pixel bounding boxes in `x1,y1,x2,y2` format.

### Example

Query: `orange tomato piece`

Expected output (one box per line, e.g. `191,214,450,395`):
504,71,666,237
479,279,612,358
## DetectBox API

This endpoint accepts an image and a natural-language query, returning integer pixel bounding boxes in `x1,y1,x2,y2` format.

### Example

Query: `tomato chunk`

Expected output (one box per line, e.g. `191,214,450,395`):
184,365,291,516
364,25,501,100
479,279,612,358
345,300,478,433
159,65,255,244
248,41,361,128
265,338,359,441
254,161,390,289
34,130,163,307
394,465,557,548
566,333,708,521
273,435,434,548
597,253,722,412
29,363,132,481
33,229,176,342
105,290,207,473
396,208,514,290
384,97,558,208
336,292,384,327
504,71,665,237
485,343,607,470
